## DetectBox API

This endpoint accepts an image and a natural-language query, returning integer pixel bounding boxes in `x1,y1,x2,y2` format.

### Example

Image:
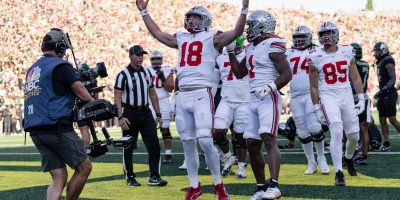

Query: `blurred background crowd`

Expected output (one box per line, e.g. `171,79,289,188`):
0,0,399,134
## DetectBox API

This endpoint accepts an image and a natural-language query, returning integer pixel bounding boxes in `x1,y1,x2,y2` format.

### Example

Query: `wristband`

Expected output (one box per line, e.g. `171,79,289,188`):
357,93,366,101
156,113,162,117
140,9,148,17
268,82,277,91
241,7,249,15
313,104,321,112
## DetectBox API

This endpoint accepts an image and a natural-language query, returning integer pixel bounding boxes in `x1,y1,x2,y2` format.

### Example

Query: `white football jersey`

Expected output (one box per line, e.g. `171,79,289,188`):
148,66,172,99
216,50,250,102
286,47,313,97
175,30,220,89
245,37,286,91
307,45,355,92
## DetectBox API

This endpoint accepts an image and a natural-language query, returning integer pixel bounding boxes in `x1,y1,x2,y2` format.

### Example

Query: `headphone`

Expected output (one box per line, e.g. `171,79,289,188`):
50,28,68,55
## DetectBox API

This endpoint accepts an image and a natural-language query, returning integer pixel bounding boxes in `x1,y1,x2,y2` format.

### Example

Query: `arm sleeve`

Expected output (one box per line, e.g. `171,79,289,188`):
385,67,396,89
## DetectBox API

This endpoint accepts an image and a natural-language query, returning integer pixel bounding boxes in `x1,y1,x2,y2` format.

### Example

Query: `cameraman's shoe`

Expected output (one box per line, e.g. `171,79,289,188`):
127,177,141,187
163,154,173,164
148,176,168,186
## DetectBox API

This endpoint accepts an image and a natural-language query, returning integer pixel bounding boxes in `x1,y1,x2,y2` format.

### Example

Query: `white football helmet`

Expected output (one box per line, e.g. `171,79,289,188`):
184,6,212,33
292,25,312,50
318,21,339,45
149,50,163,70
246,10,276,42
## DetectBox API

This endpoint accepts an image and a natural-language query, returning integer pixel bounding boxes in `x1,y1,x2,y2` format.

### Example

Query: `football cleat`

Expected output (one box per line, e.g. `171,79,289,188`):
262,186,281,199
335,170,346,186
185,183,203,200
379,145,392,152
317,156,330,174
148,177,168,186
214,183,229,200
179,160,187,170
344,157,358,176
236,165,247,178
304,162,317,175
127,177,141,187
221,155,236,176
353,155,368,165
250,190,265,200
163,154,173,164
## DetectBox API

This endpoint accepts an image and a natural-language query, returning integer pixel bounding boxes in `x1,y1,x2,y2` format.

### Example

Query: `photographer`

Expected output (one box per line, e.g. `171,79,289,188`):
24,28,93,200
114,45,167,187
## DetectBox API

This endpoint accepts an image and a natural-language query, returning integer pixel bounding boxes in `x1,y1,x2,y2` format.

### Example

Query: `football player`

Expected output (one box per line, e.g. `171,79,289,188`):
308,21,366,186
214,36,249,178
286,25,330,175
136,0,249,199
148,50,175,163
372,42,400,152
229,10,292,200
349,43,371,165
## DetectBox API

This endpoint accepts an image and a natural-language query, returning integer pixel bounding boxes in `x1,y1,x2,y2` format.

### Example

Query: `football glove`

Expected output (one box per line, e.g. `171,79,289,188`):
254,86,272,100
313,104,326,125
355,93,366,115
156,70,166,82
226,40,236,54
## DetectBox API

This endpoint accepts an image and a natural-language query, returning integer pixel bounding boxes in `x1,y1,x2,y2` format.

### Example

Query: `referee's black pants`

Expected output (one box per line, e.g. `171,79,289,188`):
122,106,161,179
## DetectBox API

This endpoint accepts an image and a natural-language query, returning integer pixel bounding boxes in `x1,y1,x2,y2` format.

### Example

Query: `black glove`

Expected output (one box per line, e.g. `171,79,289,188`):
156,70,166,82
374,88,390,100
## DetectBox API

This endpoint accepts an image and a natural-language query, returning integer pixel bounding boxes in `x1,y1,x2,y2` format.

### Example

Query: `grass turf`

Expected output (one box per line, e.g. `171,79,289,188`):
0,111,399,200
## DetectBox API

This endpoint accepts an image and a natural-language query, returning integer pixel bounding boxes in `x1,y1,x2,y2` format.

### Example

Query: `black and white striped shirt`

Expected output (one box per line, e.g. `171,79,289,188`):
114,65,154,107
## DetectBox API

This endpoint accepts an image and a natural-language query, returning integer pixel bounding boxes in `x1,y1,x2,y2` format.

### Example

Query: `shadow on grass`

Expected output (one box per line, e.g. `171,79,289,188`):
180,183,399,200
0,185,103,200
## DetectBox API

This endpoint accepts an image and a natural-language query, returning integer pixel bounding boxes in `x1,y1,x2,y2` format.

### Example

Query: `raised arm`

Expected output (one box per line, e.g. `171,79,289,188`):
136,0,178,48
213,0,249,50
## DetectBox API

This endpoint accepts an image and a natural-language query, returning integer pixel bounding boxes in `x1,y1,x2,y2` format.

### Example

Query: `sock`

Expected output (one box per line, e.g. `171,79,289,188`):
238,162,246,168
182,139,199,188
384,141,390,147
301,141,316,165
329,122,344,172
198,137,221,185
257,184,267,191
345,132,360,159
165,149,172,155
314,140,325,159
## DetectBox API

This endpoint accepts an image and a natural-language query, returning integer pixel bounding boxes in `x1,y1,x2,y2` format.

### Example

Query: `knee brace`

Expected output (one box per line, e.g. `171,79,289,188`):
161,128,172,140
213,129,228,146
311,130,325,142
298,136,313,144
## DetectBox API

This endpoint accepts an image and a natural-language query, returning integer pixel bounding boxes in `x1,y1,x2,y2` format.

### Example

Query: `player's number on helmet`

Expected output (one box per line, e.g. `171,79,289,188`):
179,41,203,67
290,57,309,75
322,60,348,84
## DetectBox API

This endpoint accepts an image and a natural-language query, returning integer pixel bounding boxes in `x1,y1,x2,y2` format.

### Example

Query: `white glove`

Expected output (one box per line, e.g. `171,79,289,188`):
254,86,271,100
355,93,366,115
225,40,236,54
313,104,327,125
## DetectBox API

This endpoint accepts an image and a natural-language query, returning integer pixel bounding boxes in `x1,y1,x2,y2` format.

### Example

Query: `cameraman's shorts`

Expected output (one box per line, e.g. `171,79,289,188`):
31,131,87,172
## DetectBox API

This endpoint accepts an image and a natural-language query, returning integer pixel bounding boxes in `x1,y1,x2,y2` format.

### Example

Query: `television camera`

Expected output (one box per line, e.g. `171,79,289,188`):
65,33,133,158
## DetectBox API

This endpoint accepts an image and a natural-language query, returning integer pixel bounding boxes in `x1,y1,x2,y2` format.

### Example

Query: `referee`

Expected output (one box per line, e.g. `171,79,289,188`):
114,45,167,187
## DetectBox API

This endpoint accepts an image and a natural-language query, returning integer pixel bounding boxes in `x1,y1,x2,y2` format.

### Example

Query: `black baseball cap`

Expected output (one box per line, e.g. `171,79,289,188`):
129,45,148,55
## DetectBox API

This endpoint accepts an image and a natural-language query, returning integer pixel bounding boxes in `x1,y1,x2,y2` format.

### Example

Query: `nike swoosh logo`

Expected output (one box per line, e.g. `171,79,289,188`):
198,97,205,100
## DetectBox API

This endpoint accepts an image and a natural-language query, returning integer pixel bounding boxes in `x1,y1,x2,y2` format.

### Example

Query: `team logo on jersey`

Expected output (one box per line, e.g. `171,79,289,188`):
25,66,42,99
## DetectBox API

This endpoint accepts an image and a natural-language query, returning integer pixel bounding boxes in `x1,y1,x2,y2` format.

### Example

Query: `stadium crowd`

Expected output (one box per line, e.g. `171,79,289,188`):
0,0,399,134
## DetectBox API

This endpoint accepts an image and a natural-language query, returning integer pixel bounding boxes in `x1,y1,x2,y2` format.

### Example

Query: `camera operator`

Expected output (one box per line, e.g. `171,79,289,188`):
114,45,167,187
24,28,93,200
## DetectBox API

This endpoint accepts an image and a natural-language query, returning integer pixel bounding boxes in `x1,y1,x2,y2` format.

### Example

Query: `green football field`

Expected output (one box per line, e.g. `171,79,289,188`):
0,111,399,200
